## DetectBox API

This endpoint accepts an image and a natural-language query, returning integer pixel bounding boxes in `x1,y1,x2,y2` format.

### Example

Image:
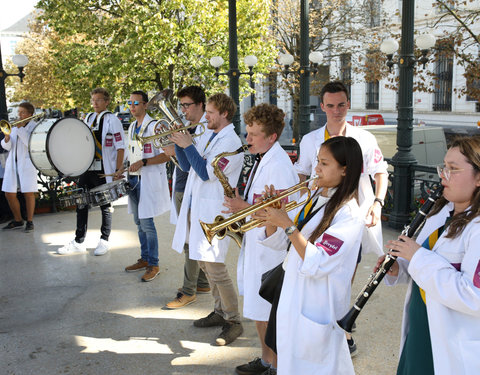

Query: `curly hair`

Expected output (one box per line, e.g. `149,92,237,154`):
177,86,206,110
207,93,237,122
244,103,285,139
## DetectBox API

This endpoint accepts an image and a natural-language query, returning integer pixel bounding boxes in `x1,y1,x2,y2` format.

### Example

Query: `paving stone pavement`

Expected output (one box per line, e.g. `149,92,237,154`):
0,202,407,375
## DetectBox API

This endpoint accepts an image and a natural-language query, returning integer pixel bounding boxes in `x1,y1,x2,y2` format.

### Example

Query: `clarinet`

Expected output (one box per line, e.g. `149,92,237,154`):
337,186,444,333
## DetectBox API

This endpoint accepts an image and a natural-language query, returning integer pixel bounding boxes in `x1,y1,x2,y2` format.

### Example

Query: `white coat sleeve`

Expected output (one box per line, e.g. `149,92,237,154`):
111,117,126,150
362,133,388,178
1,138,11,151
408,233,480,317
258,226,290,251
299,207,364,278
384,257,412,286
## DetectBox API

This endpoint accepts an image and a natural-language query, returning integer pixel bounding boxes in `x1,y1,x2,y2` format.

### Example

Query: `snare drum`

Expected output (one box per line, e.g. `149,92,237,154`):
59,193,91,208
90,180,130,206
29,118,95,177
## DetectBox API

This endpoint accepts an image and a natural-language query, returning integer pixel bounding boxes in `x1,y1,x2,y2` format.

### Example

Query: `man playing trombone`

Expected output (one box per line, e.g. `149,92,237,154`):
124,90,170,282
1,102,39,232
222,104,299,375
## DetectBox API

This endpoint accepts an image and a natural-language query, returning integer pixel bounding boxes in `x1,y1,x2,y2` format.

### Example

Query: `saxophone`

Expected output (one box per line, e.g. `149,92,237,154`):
209,144,250,247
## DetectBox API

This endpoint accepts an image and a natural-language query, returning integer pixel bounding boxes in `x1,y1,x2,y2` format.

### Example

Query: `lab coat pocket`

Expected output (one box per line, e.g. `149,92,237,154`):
459,340,480,375
293,312,341,364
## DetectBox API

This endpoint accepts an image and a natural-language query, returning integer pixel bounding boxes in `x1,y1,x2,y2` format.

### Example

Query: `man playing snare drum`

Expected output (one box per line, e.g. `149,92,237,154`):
58,88,125,255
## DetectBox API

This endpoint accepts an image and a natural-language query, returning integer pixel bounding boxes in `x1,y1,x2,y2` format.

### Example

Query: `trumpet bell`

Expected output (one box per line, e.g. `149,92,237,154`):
0,120,12,135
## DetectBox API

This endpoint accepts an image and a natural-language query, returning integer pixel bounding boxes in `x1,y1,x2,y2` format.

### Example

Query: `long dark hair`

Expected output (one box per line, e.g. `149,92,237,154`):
429,135,480,238
308,136,363,242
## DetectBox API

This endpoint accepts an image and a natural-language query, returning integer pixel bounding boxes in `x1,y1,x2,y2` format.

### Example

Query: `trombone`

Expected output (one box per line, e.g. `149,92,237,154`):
0,112,45,135
200,176,318,245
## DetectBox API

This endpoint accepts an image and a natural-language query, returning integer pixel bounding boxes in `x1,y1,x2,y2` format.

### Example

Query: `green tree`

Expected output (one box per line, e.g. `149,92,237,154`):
33,0,276,112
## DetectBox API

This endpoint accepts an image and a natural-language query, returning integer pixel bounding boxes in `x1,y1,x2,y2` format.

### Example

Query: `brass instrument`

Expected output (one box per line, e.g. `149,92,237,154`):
204,144,250,247
200,175,317,247
136,89,205,149
0,112,45,135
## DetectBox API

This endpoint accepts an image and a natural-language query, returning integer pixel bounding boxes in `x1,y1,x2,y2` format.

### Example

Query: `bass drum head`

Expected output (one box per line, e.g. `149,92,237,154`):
46,118,95,177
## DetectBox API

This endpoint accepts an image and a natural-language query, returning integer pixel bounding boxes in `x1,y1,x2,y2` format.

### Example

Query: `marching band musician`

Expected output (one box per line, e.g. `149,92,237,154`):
124,90,170,282
58,88,125,256
1,102,38,232
253,136,365,375
381,136,480,375
294,81,388,353
222,104,299,375
169,93,244,346
165,85,211,309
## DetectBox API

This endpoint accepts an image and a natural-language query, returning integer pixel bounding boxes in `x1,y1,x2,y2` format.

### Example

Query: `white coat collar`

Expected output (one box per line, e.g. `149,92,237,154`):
205,123,235,152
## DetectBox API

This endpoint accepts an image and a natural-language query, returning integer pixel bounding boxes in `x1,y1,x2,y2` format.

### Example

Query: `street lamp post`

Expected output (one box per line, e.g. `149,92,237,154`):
0,46,29,121
210,54,258,124
278,50,323,141
379,0,436,229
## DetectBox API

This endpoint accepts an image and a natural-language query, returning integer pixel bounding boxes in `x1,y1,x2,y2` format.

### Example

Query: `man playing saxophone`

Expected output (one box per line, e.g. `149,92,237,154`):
222,104,299,375
169,93,244,346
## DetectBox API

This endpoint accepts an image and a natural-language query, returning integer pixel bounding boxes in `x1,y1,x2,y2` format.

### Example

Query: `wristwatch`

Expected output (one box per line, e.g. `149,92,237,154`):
285,225,297,236
374,197,384,207
142,158,148,166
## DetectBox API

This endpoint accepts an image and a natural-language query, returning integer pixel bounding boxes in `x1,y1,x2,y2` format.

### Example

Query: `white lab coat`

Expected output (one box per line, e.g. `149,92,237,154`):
171,123,243,263
127,114,170,219
238,141,299,321
294,124,388,255
84,111,125,183
260,198,364,375
1,120,38,193
385,202,480,375
169,113,209,224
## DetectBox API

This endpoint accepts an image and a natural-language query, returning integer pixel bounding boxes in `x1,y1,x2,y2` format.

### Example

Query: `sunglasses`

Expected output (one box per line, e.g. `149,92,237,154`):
127,100,145,105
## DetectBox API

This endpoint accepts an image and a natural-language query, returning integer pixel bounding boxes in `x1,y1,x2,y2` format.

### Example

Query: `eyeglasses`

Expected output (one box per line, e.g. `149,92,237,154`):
179,102,195,109
436,164,465,181
127,100,145,106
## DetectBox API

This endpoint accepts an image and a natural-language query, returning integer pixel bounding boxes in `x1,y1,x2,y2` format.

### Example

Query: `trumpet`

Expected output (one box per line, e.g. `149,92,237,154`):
0,112,45,135
200,176,317,246
135,121,205,149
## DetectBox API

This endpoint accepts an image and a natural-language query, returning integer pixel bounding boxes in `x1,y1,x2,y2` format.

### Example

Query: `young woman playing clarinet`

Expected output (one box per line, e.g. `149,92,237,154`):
381,136,480,375
253,136,364,374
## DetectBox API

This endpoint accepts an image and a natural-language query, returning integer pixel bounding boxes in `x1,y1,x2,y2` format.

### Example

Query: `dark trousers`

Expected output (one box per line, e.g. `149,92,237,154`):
75,171,112,243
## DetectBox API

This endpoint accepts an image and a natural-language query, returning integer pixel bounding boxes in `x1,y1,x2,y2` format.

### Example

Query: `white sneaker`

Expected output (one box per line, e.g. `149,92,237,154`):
57,240,87,255
94,239,110,256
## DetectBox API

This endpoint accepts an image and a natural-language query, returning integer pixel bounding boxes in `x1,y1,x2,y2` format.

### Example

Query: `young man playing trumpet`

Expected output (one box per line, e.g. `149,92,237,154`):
1,102,39,232
222,104,299,375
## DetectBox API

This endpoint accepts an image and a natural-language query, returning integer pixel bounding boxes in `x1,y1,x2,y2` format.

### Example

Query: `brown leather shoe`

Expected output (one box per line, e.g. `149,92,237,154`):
125,258,148,272
141,265,160,282
165,292,197,309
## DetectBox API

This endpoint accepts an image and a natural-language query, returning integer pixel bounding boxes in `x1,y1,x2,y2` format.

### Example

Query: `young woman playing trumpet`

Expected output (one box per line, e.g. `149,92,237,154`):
253,136,364,374
379,136,480,375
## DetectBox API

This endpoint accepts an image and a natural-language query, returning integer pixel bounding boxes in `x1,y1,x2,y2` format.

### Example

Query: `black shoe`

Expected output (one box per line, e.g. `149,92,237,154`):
348,337,358,357
215,321,243,346
260,368,277,375
193,311,226,328
2,220,24,230
235,357,270,375
24,221,34,233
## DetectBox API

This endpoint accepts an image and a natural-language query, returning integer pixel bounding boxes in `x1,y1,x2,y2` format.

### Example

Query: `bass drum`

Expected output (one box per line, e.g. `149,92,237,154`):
29,118,95,177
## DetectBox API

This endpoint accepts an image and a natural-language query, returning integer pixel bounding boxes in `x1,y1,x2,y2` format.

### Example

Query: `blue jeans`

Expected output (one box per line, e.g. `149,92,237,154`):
129,176,159,266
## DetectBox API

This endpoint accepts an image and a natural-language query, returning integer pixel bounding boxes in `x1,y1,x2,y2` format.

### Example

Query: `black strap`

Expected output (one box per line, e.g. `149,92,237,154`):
286,200,326,252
